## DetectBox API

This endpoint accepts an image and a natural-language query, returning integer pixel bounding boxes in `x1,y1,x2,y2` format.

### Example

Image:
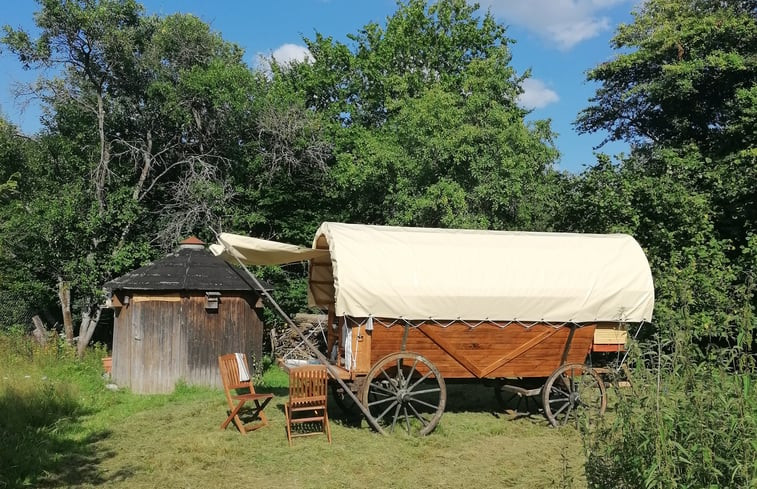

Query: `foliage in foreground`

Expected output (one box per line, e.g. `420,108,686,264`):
584,334,757,489
0,331,104,488
0,330,288,489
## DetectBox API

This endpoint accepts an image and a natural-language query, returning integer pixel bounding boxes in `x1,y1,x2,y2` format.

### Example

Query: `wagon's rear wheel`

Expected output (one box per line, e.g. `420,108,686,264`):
360,352,446,436
542,363,606,428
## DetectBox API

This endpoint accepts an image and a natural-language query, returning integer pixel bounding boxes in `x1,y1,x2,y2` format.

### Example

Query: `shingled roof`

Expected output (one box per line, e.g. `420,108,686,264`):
104,237,271,292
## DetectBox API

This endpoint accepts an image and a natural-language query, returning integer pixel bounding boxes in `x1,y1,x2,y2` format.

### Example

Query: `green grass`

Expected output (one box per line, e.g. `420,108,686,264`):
0,333,587,489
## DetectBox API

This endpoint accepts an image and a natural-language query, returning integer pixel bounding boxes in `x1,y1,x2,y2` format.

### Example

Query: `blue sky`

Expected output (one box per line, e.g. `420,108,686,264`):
0,0,639,173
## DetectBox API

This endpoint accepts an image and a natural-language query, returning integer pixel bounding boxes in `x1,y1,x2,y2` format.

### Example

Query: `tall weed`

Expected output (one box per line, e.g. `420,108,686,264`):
583,331,757,488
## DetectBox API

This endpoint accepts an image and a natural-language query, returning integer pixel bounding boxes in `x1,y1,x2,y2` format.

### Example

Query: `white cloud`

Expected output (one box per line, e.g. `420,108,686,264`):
517,78,559,109
477,0,628,50
269,43,314,65
256,43,314,73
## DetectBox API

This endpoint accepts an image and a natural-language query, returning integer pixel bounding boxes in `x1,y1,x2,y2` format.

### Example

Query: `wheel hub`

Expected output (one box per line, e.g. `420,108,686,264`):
396,388,408,402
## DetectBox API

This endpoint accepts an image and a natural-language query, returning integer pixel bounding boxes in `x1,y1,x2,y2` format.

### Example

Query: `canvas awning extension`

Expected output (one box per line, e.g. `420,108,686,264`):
210,233,329,265
213,223,655,324
211,232,385,434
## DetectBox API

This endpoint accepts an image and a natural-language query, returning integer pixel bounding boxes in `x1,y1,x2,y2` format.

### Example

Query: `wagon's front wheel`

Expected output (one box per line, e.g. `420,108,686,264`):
360,352,446,436
542,363,606,428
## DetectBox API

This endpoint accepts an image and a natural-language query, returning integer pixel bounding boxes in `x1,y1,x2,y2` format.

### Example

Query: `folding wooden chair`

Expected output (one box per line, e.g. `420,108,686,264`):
218,353,273,434
285,365,332,446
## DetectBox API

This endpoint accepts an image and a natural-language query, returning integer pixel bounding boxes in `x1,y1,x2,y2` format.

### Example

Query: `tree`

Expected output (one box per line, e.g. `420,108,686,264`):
0,119,56,330
278,0,561,230
572,0,756,344
2,1,264,353
2,0,336,348
572,5,756,484
575,0,757,249
576,0,757,153
558,151,745,342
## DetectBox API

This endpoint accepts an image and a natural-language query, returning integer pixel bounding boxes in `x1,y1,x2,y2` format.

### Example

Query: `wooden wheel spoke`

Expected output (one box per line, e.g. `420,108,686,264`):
407,386,440,397
376,400,399,423
403,405,411,433
389,401,402,433
564,400,575,422
379,368,395,385
406,357,420,383
396,358,405,385
370,381,397,397
407,397,440,411
407,370,434,391
550,386,570,398
552,400,571,416
367,396,396,408
407,402,429,427
557,377,573,394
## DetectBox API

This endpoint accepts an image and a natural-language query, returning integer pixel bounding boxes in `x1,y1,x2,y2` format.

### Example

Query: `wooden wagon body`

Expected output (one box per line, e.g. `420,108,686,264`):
213,222,654,432
329,318,597,381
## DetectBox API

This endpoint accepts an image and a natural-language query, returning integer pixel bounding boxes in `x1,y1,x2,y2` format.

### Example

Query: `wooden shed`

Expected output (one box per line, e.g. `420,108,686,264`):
105,237,267,394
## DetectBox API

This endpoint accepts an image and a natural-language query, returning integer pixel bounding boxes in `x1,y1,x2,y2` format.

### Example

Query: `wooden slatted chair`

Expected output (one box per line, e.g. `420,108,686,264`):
285,365,332,446
218,353,273,434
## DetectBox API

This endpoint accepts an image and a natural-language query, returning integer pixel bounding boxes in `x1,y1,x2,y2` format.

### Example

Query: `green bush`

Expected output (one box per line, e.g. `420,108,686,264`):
583,332,757,489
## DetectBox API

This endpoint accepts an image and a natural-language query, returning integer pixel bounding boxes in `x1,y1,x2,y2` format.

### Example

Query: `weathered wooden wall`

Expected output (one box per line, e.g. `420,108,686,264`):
112,292,263,394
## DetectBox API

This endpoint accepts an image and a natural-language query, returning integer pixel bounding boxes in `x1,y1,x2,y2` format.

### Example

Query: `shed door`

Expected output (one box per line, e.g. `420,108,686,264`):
130,295,184,394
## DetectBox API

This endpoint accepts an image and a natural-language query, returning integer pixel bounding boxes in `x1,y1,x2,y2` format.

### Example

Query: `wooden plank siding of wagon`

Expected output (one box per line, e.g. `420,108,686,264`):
353,321,595,379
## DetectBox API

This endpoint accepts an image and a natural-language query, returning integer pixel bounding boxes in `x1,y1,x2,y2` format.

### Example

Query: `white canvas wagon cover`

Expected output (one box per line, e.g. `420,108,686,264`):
212,222,654,323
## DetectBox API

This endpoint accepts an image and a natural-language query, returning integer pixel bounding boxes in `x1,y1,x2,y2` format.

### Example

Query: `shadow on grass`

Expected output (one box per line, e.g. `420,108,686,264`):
0,385,128,489
323,381,550,429
257,386,288,398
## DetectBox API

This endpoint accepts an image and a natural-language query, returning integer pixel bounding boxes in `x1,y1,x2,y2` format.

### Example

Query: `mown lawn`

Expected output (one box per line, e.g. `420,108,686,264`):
0,335,588,489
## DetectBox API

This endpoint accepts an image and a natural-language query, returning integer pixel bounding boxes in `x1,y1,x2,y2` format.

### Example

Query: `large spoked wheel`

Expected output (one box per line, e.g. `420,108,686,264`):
542,363,606,428
360,352,446,436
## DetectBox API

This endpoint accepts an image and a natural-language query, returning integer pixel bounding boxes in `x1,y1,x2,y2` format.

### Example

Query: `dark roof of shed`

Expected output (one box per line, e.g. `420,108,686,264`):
104,245,272,292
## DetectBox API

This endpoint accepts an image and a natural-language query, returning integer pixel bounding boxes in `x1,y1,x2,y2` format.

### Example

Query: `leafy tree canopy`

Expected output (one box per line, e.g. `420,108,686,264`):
576,0,757,156
278,0,560,229
570,0,756,345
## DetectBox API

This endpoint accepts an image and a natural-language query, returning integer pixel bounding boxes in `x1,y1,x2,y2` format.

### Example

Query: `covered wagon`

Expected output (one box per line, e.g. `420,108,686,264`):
213,222,654,434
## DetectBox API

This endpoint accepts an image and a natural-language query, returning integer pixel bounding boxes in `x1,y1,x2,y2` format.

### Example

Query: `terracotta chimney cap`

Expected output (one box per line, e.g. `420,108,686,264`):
179,236,205,251
180,236,205,245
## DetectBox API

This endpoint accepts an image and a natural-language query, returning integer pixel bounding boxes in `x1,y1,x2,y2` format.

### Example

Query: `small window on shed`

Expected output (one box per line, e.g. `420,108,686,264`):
205,291,221,311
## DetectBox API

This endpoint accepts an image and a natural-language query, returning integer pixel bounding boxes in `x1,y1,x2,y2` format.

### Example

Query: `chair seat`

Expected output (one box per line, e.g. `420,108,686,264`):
232,392,274,402
289,403,326,412
289,415,328,424
289,395,325,405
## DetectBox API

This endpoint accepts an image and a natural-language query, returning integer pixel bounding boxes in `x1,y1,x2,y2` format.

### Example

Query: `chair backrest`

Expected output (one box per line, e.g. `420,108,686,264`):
288,365,329,406
219,353,256,399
